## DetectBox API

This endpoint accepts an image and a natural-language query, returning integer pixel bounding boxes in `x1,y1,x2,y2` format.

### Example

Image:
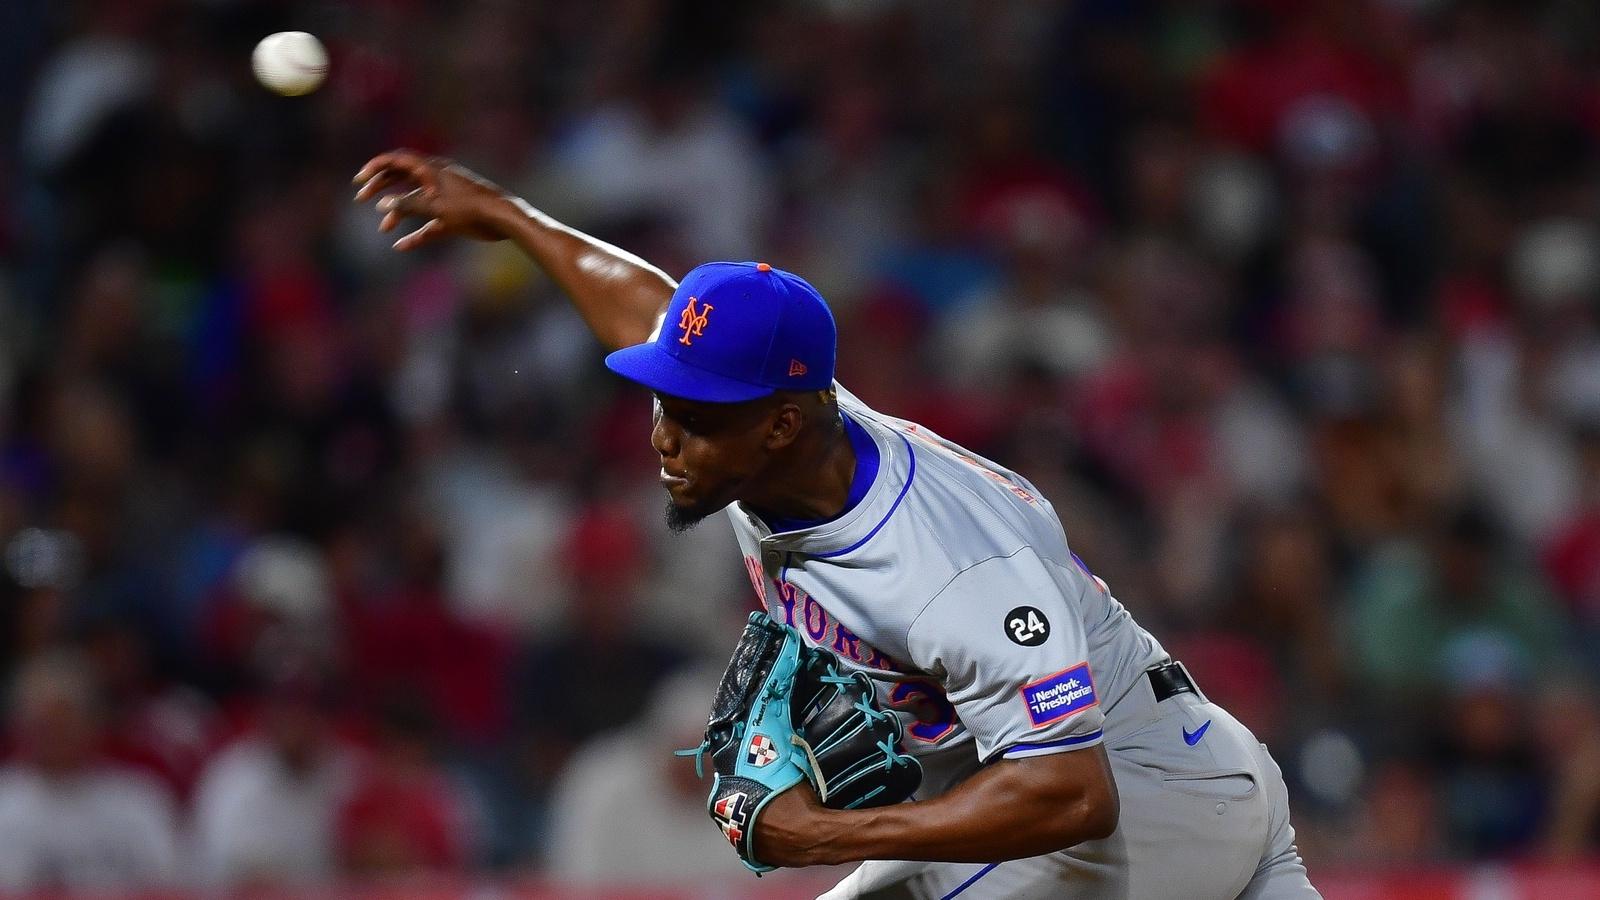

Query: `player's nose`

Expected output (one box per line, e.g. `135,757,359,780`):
650,415,679,459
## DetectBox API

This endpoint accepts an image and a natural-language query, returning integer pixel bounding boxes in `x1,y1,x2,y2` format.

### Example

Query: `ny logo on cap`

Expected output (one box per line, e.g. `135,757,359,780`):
678,297,713,346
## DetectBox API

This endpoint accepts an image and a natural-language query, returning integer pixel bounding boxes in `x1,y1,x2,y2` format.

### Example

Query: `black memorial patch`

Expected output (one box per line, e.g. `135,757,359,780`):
1004,606,1051,646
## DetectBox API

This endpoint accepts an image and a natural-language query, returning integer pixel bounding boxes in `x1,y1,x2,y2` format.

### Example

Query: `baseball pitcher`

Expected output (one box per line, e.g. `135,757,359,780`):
354,153,1322,899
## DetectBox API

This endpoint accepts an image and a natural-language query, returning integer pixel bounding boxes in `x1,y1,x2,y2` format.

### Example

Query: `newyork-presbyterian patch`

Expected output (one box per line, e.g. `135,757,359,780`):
1020,662,1098,727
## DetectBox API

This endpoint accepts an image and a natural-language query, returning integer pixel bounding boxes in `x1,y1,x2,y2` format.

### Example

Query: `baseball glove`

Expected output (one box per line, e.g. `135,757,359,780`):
678,611,922,873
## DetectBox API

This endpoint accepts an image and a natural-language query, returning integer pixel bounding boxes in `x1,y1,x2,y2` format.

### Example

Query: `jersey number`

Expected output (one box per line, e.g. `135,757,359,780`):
889,681,958,743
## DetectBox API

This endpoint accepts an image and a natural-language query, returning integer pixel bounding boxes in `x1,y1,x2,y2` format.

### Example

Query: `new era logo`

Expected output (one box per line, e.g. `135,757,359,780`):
788,359,808,377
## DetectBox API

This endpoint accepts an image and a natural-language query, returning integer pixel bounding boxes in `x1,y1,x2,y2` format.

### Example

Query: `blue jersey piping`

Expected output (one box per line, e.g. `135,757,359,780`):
813,433,916,559
940,862,1000,899
1001,729,1105,757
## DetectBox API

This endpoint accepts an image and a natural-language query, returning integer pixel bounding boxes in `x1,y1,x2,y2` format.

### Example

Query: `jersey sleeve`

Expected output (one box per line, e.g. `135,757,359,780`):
906,547,1105,761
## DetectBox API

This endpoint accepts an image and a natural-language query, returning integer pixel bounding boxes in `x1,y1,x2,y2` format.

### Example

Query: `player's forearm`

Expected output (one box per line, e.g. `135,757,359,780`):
490,197,676,351
788,750,1119,866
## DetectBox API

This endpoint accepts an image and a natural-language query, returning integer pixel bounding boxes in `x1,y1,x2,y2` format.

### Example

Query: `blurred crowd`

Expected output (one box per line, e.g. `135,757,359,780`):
2,0,1600,890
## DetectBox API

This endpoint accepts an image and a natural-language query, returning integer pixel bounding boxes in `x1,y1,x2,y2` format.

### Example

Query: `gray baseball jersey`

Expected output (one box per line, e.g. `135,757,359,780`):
727,385,1168,796
723,385,1321,899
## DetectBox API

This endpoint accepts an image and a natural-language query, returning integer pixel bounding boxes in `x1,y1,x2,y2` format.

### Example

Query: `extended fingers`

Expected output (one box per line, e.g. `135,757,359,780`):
353,168,402,202
354,150,458,250
393,219,443,252
374,188,425,232
352,149,440,196
379,186,434,218
353,150,418,185
373,187,432,232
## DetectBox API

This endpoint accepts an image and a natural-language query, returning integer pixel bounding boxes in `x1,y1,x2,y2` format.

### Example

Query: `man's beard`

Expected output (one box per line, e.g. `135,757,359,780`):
664,497,716,534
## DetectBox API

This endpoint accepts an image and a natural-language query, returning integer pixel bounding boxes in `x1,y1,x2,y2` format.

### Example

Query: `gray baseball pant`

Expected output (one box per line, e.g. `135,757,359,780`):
818,673,1321,899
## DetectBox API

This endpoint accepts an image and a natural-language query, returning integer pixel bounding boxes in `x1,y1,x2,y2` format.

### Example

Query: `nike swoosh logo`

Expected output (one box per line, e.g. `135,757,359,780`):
1183,720,1212,746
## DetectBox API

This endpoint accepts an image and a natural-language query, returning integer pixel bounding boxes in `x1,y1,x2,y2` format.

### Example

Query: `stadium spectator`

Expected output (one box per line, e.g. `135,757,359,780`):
1431,639,1547,856
1346,502,1571,701
190,665,358,886
335,700,477,875
543,665,758,885
81,613,220,799
1533,677,1600,859
0,651,180,890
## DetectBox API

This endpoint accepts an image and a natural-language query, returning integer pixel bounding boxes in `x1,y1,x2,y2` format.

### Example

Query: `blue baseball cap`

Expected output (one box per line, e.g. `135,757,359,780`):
604,261,837,403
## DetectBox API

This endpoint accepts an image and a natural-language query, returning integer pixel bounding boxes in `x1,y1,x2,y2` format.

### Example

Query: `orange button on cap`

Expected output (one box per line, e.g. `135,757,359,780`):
756,262,771,272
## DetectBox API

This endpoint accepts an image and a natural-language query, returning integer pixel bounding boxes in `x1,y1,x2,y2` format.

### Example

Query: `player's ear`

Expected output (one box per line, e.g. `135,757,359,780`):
764,402,805,451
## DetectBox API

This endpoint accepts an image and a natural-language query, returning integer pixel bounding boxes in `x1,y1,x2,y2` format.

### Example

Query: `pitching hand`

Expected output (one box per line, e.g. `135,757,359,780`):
352,151,512,251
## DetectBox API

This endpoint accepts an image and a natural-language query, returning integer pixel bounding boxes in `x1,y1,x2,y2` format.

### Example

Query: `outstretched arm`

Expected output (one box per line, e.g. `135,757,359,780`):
353,151,675,351
755,744,1119,866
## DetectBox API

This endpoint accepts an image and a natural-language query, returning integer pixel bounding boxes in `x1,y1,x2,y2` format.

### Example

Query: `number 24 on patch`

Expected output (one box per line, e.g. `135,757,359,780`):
1005,606,1051,646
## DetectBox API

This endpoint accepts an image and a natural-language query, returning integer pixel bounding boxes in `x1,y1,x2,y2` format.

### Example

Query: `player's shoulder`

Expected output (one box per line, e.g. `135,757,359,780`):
839,385,1057,564
834,381,872,417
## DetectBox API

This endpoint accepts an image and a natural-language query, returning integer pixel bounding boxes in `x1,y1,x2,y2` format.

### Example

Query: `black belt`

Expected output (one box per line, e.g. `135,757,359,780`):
1147,661,1199,702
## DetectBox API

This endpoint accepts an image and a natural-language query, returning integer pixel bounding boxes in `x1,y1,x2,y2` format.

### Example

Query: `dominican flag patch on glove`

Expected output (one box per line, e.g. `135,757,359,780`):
713,791,751,845
746,733,779,767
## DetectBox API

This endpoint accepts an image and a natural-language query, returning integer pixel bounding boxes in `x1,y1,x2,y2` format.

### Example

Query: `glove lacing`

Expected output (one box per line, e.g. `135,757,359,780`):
675,665,914,783
674,736,715,780
819,668,914,774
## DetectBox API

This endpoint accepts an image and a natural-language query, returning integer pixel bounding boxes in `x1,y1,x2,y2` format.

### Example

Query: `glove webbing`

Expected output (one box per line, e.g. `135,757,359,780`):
799,670,915,807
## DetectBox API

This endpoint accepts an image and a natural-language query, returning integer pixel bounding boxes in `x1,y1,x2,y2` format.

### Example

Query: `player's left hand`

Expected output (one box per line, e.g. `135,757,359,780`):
683,613,920,872
751,781,832,868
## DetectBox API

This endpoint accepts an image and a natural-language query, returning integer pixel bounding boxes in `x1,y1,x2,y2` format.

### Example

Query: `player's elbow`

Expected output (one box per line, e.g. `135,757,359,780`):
1009,783,1117,856
1032,751,1120,848
989,745,1119,855
1074,779,1120,842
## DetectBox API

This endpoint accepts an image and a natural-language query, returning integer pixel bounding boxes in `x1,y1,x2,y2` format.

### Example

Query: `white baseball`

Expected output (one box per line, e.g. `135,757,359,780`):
252,31,328,97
